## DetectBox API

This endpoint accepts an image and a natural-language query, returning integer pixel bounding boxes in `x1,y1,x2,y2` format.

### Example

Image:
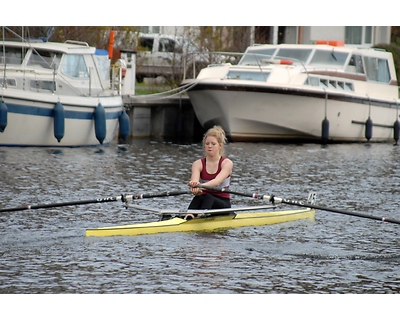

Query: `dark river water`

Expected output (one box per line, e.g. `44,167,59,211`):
1,139,400,301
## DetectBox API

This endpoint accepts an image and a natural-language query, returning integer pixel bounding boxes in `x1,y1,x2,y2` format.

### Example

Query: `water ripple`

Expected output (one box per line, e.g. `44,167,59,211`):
1,142,400,294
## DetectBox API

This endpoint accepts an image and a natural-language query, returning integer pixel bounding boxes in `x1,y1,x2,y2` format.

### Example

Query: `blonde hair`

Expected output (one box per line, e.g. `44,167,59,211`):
202,126,228,156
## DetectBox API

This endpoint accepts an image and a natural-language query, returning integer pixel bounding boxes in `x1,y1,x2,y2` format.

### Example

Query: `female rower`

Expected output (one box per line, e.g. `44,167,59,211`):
186,126,233,217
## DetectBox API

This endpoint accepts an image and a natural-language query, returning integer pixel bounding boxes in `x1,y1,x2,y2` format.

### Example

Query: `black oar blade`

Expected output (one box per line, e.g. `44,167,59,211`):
0,197,121,213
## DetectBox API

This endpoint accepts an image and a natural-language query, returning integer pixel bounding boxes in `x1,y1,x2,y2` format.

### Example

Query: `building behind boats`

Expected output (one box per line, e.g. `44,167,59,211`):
140,26,391,48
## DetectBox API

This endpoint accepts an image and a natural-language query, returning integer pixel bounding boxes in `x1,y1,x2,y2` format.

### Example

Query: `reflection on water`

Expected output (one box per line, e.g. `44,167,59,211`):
1,140,400,294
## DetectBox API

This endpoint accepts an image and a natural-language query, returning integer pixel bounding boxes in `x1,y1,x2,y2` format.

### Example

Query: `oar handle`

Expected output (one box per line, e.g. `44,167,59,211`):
197,184,258,198
122,190,190,201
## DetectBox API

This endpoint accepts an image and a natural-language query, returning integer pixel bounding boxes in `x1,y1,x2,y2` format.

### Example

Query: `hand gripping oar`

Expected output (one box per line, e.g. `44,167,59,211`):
0,190,190,213
198,185,400,226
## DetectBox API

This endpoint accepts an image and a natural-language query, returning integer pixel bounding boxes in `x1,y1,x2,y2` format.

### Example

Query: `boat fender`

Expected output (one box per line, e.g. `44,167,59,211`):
393,119,400,144
118,109,130,142
53,101,65,142
365,117,373,141
0,100,8,132
321,117,329,143
94,103,106,144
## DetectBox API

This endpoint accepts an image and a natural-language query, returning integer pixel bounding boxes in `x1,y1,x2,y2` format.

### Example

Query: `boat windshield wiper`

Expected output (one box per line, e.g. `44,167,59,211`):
331,48,337,61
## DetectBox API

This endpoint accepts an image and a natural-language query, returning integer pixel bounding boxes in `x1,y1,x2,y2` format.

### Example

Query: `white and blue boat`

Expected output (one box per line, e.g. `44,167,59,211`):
0,34,129,147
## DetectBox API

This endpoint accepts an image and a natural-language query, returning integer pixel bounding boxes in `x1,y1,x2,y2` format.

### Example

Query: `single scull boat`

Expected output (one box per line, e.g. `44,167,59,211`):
85,205,316,237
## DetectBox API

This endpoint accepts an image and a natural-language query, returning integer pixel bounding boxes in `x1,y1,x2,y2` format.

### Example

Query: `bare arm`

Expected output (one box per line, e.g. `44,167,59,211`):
188,159,202,195
189,159,202,186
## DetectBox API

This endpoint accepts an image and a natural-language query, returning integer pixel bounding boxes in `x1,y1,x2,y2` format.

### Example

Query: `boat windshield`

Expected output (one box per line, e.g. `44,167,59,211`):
27,49,61,70
239,47,350,68
239,48,277,65
274,48,312,64
0,46,26,65
364,56,391,83
308,49,349,68
240,47,313,65
61,54,89,78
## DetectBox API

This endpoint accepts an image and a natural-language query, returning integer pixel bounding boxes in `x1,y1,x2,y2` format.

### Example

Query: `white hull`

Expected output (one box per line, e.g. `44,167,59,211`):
185,43,400,143
0,91,123,147
188,84,399,142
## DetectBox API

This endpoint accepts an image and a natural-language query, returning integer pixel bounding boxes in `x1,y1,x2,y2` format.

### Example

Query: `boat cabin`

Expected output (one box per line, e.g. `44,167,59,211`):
236,44,396,86
0,40,114,96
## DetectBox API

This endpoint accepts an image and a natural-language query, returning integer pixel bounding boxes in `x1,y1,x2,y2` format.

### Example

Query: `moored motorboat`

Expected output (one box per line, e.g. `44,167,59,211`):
85,205,316,237
0,29,129,147
183,41,400,143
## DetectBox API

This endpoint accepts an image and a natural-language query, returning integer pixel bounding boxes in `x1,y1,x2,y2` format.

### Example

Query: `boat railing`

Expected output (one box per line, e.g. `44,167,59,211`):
182,51,243,80
1,61,122,97
64,40,90,47
143,49,311,83
244,52,308,68
192,51,311,82
111,64,124,94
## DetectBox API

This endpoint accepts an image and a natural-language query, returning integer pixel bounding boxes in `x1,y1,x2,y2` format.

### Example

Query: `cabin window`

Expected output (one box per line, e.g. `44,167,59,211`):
329,80,336,88
30,80,56,91
61,54,88,78
305,76,354,91
0,78,16,86
226,70,269,81
27,49,60,70
364,57,390,83
309,50,349,68
274,48,312,64
307,76,320,86
320,79,328,88
344,82,353,91
239,48,276,65
0,46,25,65
346,55,365,74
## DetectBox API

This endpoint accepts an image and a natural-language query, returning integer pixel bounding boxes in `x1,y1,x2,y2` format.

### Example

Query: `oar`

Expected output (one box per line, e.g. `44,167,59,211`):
198,184,400,225
0,190,190,213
